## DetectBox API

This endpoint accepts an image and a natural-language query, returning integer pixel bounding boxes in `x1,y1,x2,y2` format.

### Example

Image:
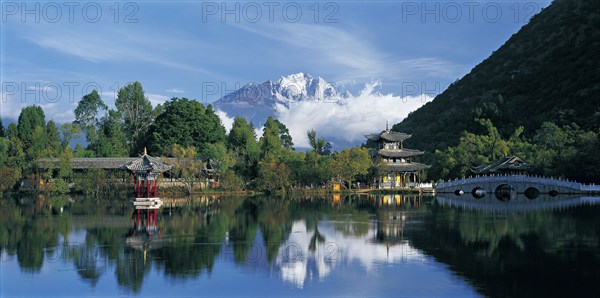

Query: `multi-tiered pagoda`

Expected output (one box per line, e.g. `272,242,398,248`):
365,126,430,189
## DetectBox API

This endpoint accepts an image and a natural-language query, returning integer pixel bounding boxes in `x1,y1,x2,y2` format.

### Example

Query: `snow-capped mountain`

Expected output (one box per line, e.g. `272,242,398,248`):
213,73,342,127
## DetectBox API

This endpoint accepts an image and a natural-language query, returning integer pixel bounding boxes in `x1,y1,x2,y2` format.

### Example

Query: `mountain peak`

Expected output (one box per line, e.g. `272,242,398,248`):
213,73,340,125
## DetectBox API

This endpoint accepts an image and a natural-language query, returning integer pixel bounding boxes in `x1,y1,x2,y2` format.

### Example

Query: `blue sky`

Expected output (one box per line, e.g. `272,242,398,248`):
1,0,551,128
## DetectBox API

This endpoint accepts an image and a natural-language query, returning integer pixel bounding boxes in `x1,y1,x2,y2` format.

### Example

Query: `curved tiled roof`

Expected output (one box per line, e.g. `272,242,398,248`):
379,149,424,158
365,131,412,142
471,156,532,174
39,157,175,170
123,154,172,172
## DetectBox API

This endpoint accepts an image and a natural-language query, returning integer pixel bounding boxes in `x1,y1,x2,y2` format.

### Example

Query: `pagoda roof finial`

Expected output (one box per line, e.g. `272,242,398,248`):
386,121,389,132
144,147,147,156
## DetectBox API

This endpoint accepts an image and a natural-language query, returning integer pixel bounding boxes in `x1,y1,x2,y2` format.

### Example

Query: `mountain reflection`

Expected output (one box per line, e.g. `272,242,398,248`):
1,193,599,296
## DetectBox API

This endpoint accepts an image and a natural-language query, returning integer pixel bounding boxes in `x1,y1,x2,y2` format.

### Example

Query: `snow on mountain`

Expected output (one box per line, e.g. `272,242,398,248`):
213,73,341,127
213,73,429,150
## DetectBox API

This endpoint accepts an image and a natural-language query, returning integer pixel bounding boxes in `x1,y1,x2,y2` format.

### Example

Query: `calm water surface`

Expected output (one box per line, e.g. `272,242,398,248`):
1,194,599,297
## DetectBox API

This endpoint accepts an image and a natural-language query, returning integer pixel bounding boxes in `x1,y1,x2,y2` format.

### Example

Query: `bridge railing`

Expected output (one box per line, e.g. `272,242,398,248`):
436,174,587,190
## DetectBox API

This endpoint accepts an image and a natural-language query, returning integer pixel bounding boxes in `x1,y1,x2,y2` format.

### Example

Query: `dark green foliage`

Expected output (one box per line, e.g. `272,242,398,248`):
90,110,128,157
275,118,294,150
259,116,291,160
147,98,226,156
115,82,154,155
430,119,600,183
17,105,47,159
6,123,17,139
393,0,600,182
0,118,5,137
394,0,600,152
59,123,81,150
227,117,259,180
46,120,60,157
74,90,107,143
4,100,377,192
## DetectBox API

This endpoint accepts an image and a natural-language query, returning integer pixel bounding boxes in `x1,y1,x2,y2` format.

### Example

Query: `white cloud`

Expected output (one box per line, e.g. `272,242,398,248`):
166,88,185,94
216,109,263,140
16,23,215,75
274,220,428,288
1,91,76,123
146,93,170,108
212,81,430,148
236,23,462,83
276,81,431,148
237,23,383,75
99,91,169,109
215,109,234,133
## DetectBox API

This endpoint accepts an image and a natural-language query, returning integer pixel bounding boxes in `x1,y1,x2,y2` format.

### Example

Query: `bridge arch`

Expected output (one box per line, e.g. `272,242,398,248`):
524,187,540,199
495,184,516,201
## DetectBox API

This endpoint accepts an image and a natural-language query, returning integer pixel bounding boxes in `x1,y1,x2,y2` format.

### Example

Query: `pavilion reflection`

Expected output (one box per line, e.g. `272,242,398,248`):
126,206,164,265
263,194,430,288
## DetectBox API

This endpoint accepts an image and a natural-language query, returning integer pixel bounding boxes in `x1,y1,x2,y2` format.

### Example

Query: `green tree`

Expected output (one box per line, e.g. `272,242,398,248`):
0,137,18,190
171,144,203,195
227,117,259,180
60,123,81,149
533,122,571,152
74,90,107,143
27,126,48,161
259,117,284,159
17,105,46,159
203,142,230,174
0,137,8,166
115,82,154,154
429,119,530,180
46,120,60,157
274,119,294,150
256,159,290,193
332,147,371,189
0,118,5,137
304,129,333,186
58,146,74,180
6,123,18,139
6,135,25,176
91,110,129,157
148,98,226,156
307,129,326,157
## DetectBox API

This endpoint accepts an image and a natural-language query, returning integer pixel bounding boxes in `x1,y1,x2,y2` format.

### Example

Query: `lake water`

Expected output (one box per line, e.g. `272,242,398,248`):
1,193,599,297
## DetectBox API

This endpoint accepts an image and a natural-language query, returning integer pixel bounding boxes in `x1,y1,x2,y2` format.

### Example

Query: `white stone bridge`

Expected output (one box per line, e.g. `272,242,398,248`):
436,174,600,198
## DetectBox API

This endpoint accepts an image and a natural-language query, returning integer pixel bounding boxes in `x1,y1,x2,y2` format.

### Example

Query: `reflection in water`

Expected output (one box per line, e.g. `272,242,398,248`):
1,193,599,296
437,193,600,212
126,208,161,266
273,219,427,289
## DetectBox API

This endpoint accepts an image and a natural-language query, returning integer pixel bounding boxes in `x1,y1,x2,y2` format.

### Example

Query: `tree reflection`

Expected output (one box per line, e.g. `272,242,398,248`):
4,193,598,296
407,196,600,297
229,199,259,264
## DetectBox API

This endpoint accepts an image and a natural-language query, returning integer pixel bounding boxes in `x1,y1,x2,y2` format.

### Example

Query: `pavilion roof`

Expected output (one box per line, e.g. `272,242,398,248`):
379,148,424,158
123,154,172,172
38,157,178,170
365,130,412,143
471,156,532,174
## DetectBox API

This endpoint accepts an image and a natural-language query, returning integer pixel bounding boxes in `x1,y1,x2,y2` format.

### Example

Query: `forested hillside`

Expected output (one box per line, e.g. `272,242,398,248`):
395,0,600,151
393,0,600,182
